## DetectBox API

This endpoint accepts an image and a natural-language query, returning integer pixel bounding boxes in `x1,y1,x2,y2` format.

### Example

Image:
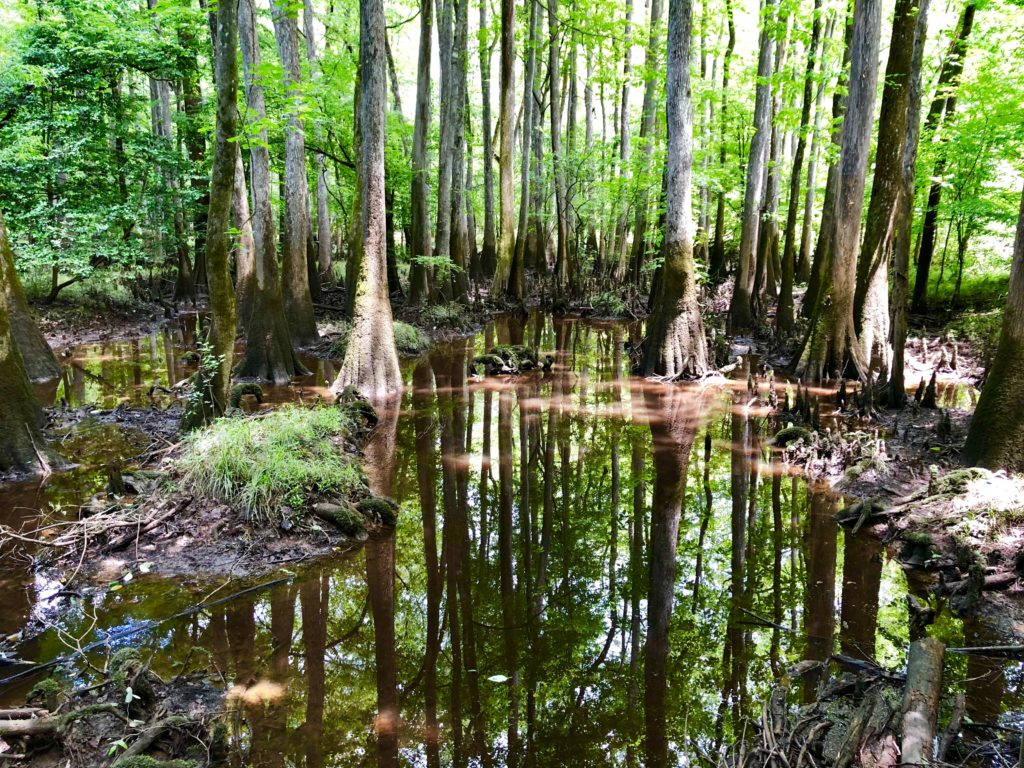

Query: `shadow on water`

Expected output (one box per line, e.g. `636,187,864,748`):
1,312,1021,765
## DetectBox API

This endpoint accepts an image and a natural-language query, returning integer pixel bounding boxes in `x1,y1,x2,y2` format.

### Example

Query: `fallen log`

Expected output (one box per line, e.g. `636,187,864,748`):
946,644,1024,658
0,708,48,720
900,636,945,765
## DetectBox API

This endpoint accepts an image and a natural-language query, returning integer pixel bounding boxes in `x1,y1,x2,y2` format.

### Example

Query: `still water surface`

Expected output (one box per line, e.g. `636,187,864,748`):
0,312,1020,766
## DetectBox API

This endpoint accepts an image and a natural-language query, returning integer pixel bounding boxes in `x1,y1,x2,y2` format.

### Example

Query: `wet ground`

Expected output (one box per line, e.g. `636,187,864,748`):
1,312,1021,766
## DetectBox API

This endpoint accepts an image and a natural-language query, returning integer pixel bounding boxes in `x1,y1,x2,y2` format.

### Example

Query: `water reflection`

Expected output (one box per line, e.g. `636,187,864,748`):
2,314,1022,766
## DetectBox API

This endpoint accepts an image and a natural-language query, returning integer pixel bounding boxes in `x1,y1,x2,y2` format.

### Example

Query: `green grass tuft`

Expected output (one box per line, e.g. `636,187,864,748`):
177,406,368,524
393,321,428,355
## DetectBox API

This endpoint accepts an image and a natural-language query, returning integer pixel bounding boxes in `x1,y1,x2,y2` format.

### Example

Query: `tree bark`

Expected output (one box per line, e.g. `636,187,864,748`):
709,0,735,281
513,0,539,294
548,0,570,292
182,0,238,431
853,0,925,371
728,0,775,331
964,184,1024,471
271,0,318,345
492,0,520,299
448,0,472,303
332,0,402,398
408,0,434,306
478,0,497,278
0,221,60,381
900,637,945,765
797,0,881,382
304,0,332,278
236,0,305,383
641,0,708,378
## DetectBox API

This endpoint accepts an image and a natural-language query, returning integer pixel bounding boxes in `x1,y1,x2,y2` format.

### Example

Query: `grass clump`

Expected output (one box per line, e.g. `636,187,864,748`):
178,406,368,524
421,302,471,330
393,321,428,356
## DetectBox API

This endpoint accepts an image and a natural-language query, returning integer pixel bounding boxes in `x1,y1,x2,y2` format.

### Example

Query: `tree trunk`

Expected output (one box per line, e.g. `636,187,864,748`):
548,0,570,293
181,0,238,431
493,0,520,299
612,0,634,281
641,0,708,378
798,0,881,382
304,0,332,278
513,0,539,293
853,0,926,372
964,184,1024,471
271,0,318,345
231,145,257,329
479,0,497,278
236,0,305,383
0,220,60,381
628,0,664,285
448,0,471,304
709,0,735,281
777,0,823,333
408,0,434,306
888,0,930,406
911,3,975,315
728,0,775,331
332,0,402,398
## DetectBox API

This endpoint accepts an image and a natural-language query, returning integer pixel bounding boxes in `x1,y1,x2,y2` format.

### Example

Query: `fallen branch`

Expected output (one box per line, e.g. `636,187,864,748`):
900,637,945,766
104,497,192,553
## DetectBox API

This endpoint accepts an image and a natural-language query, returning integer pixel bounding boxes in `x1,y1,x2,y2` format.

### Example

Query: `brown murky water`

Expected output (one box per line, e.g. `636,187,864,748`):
0,312,1020,766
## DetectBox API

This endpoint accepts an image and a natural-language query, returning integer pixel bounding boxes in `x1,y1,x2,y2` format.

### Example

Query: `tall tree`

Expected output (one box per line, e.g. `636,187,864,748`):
332,0,402,397
448,0,472,303
408,0,434,306
778,0,824,333
0,218,60,381
235,0,305,383
492,0,520,299
304,0,332,278
478,0,497,278
0,209,54,475
513,0,539,293
728,0,775,331
963,183,1024,471
271,0,318,345
709,0,735,281
798,0,882,381
854,0,927,370
548,0,570,291
182,0,238,430
911,3,976,314
641,0,709,378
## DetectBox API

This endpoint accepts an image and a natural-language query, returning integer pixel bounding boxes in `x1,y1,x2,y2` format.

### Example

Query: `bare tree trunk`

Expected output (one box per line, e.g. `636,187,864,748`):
0,221,59,381
434,0,456,297
628,0,664,285
271,0,318,345
304,0,332,278
641,0,708,378
448,0,471,303
232,145,256,329
888,0,930,406
612,0,634,280
854,0,927,372
182,0,238,430
728,0,774,331
778,0,823,333
709,0,734,281
798,0,882,382
492,0,519,299
409,0,434,306
964,183,1024,471
236,0,304,383
479,0,497,278
548,0,570,293
911,3,975,314
332,0,402,398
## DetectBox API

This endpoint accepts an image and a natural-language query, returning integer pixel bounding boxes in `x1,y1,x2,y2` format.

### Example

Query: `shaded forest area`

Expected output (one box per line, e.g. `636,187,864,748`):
2,0,1024,765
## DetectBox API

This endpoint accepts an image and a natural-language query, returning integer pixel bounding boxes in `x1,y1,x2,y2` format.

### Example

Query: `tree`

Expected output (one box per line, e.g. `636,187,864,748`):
492,0,520,300
709,0,735,281
234,0,305,384
181,0,238,431
547,0,570,292
304,0,332,278
641,0,709,378
728,0,775,331
854,0,927,371
478,0,497,278
408,0,433,306
0,215,60,382
271,0,318,346
0,209,55,475
963,183,1024,471
332,0,402,398
796,0,882,382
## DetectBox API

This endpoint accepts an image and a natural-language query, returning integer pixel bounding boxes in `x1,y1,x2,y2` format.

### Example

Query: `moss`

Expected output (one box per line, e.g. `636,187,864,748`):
228,383,263,409
357,496,399,526
177,406,369,524
28,676,71,709
335,386,379,429
773,425,812,447
112,758,198,768
312,503,366,536
929,467,988,496
471,354,506,375
488,344,539,370
393,322,427,356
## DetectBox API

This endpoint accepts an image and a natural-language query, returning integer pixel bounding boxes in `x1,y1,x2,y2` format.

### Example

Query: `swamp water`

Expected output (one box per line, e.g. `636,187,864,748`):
0,312,1021,766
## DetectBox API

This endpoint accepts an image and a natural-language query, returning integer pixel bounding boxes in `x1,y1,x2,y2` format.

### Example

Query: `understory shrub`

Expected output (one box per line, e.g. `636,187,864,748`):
421,302,471,330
